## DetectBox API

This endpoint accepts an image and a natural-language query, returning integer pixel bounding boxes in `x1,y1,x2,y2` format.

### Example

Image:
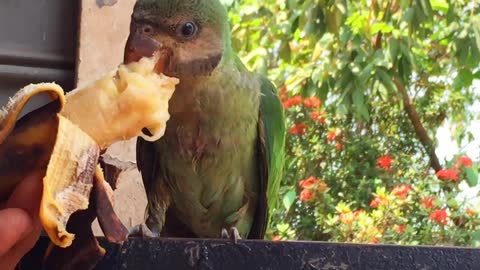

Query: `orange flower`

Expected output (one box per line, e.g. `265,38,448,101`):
336,143,343,150
283,95,302,109
421,196,436,209
339,210,363,225
466,208,477,216
370,196,387,208
353,209,364,218
289,123,308,136
436,168,458,182
370,237,379,244
396,224,407,233
377,155,393,170
272,235,282,242
299,176,318,188
327,130,336,143
430,209,448,225
303,96,322,108
338,212,354,225
456,156,473,168
299,189,314,201
309,111,326,124
391,184,412,200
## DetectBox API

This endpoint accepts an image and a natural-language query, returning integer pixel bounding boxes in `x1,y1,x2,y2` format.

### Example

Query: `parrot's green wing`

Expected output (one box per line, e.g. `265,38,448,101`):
136,137,155,196
136,136,159,217
248,75,286,239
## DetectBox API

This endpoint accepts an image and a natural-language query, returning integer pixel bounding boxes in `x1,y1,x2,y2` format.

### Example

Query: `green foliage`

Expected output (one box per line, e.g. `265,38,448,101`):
225,0,480,246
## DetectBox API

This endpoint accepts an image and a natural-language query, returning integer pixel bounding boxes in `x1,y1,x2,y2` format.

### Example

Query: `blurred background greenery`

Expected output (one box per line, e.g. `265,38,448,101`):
223,0,480,246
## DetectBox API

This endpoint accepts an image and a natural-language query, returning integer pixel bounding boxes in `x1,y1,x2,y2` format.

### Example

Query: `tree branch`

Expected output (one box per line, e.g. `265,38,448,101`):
392,77,442,172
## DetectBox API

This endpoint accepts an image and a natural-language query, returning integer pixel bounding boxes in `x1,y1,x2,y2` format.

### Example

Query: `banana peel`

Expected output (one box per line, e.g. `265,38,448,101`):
0,54,178,265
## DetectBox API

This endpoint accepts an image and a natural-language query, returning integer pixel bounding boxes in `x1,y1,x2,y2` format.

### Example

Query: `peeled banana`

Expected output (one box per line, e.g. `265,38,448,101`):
0,54,178,250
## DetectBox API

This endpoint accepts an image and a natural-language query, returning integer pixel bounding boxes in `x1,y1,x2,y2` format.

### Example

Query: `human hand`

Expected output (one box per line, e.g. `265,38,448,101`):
0,171,44,270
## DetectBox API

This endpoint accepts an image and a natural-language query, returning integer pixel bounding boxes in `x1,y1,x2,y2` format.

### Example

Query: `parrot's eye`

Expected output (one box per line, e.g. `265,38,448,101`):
179,22,198,39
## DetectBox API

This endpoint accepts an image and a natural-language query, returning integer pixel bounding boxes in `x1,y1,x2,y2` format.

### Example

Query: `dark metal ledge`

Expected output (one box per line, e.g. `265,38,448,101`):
17,236,480,270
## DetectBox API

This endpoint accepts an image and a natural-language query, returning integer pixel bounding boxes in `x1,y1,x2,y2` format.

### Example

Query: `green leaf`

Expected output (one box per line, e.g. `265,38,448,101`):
276,223,290,232
447,198,458,208
282,190,297,211
371,22,394,34
317,78,330,102
402,8,415,23
420,0,433,17
430,0,449,13
453,69,474,90
352,89,369,120
376,69,397,94
472,21,480,56
389,39,399,61
278,41,292,62
471,230,480,247
465,167,478,187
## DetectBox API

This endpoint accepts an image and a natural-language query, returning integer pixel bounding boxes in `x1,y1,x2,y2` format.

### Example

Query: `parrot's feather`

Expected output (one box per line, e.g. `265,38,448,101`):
136,136,171,233
249,75,286,238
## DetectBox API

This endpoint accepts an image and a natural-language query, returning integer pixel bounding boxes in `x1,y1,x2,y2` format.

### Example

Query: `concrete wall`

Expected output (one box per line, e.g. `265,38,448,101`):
76,0,147,235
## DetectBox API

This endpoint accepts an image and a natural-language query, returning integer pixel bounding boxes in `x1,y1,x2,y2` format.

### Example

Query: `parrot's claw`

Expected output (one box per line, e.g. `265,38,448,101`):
221,227,242,244
128,223,159,238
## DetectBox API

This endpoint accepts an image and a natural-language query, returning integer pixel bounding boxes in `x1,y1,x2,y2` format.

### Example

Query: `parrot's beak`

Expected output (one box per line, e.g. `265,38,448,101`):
123,32,171,74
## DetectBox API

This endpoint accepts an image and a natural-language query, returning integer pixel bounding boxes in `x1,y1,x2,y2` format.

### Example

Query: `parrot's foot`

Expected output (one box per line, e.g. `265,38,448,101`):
128,223,160,238
221,227,242,244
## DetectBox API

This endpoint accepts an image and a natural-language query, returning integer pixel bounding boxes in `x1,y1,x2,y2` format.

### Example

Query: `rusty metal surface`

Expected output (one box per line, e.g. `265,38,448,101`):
18,236,480,270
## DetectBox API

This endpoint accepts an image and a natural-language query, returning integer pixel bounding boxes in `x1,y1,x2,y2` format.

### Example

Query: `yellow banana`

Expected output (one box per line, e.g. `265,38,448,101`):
0,54,178,250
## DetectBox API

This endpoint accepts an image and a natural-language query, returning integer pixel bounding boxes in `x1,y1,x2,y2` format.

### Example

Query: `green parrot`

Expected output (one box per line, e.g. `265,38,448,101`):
123,0,285,241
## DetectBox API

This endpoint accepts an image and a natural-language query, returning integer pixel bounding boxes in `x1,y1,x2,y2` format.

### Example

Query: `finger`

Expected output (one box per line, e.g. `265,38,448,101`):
0,217,42,270
0,208,32,256
6,170,44,215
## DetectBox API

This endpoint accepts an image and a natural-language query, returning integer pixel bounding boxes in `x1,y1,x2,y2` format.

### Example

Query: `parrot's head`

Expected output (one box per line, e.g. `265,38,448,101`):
123,0,230,79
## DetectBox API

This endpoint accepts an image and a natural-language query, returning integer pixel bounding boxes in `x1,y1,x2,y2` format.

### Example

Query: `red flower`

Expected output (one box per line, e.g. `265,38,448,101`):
336,143,343,151
396,224,407,233
377,155,393,171
327,130,336,143
370,196,387,208
272,235,282,242
309,111,326,124
436,169,458,182
282,95,302,109
391,184,412,200
430,209,448,225
299,176,318,188
303,96,321,108
421,196,436,209
289,123,308,136
280,86,287,102
456,156,473,168
300,189,314,201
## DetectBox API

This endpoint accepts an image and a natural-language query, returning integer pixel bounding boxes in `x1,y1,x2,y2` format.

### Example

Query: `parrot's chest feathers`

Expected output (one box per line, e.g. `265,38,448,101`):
166,68,261,162
155,66,263,237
